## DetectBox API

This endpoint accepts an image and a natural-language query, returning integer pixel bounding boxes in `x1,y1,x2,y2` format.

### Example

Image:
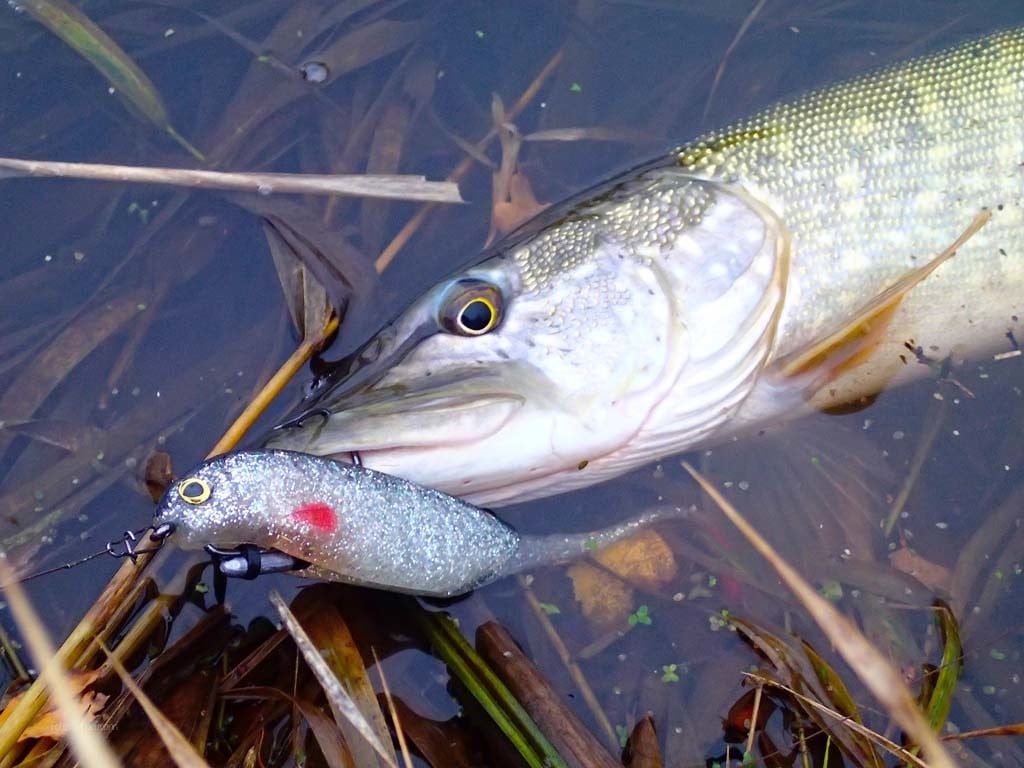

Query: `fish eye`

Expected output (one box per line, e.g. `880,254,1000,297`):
441,281,503,336
178,477,211,505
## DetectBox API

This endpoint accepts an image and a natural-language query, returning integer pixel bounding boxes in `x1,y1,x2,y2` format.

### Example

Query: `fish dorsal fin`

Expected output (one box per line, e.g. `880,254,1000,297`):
773,208,991,385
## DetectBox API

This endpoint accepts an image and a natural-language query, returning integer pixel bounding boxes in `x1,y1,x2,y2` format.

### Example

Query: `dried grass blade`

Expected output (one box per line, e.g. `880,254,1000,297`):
702,0,768,121
98,641,209,767
747,673,931,768
523,127,652,143
943,723,1024,740
292,595,396,768
0,157,463,202
269,591,397,768
682,462,958,768
0,558,120,768
372,648,413,768
19,0,202,159
800,640,884,768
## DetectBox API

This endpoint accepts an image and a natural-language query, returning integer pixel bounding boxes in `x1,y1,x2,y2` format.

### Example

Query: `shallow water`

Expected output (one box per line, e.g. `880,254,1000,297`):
2,1,1023,765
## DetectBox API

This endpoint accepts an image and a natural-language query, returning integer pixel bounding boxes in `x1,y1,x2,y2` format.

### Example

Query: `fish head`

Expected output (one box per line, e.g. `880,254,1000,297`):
267,166,789,505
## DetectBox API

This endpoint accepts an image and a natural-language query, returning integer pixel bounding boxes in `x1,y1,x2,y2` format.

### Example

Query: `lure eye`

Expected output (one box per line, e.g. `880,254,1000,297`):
178,478,211,505
441,282,503,336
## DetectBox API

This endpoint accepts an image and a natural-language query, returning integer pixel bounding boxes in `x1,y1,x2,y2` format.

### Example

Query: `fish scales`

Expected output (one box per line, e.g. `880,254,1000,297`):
677,27,1024,363
265,28,1024,506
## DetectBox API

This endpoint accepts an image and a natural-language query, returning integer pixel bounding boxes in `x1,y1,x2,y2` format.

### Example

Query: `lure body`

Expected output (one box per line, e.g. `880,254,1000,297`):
155,450,671,596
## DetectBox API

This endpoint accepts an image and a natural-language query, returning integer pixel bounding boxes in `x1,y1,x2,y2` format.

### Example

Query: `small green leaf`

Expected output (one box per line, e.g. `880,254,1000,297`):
628,605,652,626
538,602,560,616
615,724,629,748
194,583,208,595
661,664,679,683
818,579,843,601
475,29,485,39
569,82,582,93
583,537,599,551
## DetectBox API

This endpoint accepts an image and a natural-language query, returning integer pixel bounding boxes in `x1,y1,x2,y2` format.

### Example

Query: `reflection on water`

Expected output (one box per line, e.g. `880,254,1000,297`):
1,1,1023,765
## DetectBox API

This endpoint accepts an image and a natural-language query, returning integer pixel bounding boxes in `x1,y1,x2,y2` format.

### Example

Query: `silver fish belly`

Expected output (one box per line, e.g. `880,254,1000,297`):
267,28,1024,507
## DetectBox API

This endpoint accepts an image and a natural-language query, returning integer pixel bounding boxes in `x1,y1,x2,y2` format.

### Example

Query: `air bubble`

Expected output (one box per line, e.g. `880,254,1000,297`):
300,61,329,83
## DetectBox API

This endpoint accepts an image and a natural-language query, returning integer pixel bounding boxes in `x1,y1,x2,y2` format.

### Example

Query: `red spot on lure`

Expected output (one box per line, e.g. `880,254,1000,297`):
291,501,337,532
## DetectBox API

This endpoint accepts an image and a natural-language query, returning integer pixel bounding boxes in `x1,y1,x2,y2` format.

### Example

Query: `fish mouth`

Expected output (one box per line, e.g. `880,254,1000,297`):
266,373,529,459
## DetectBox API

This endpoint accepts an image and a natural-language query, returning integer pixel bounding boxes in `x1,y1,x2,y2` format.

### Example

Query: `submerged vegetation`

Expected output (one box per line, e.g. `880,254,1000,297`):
0,1,1022,766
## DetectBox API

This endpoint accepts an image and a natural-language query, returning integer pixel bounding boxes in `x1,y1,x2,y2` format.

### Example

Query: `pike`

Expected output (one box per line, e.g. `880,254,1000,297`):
268,28,1024,506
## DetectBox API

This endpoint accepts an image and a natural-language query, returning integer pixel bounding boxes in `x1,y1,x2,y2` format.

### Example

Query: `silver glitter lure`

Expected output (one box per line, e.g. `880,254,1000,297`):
154,450,674,597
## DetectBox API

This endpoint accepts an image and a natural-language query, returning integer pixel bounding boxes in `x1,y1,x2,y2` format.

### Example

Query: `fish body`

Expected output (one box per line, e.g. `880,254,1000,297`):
155,450,672,596
267,28,1024,507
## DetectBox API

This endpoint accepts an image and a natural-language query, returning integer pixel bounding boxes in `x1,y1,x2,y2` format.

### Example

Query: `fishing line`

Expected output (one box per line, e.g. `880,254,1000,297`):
15,524,175,584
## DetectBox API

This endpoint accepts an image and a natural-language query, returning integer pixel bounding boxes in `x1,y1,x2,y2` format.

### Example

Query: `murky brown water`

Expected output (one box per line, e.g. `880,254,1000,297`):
2,1,1023,765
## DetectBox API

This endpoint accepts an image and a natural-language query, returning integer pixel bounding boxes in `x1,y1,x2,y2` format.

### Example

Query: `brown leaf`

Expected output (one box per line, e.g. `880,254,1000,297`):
889,547,952,594
567,562,634,630
143,450,174,503
491,172,546,238
288,591,397,768
623,714,663,768
13,670,107,741
593,529,678,591
382,696,481,768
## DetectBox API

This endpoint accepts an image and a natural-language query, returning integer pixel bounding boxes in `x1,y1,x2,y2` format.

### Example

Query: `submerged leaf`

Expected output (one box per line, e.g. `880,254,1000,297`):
567,561,634,629
19,0,202,159
924,600,962,734
14,670,107,741
593,529,678,590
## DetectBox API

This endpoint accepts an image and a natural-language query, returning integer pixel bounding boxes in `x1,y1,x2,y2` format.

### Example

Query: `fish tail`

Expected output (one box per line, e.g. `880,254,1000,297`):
505,505,686,575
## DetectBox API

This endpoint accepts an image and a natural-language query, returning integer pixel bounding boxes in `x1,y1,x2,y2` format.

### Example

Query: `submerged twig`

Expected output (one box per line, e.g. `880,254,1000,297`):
0,157,463,203
207,315,339,458
884,394,949,535
517,575,619,751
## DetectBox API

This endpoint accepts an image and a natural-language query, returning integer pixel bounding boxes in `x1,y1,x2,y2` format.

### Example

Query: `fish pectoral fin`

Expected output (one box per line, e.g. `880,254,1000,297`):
771,208,991,387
